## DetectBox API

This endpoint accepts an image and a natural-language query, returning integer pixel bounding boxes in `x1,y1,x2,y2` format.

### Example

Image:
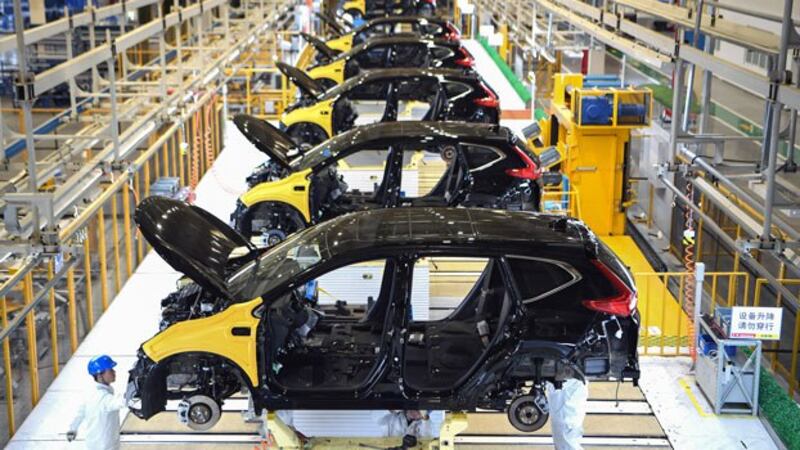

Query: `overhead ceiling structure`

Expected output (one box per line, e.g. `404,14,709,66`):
472,0,800,315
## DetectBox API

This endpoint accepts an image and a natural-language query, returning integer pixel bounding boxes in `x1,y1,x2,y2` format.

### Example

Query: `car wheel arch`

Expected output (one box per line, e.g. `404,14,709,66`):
246,201,308,227
134,351,260,420
161,351,258,395
286,122,329,146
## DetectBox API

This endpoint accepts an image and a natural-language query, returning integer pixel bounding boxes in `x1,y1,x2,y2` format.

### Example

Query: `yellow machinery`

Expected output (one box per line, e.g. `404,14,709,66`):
537,74,694,354
265,411,468,449
537,73,652,236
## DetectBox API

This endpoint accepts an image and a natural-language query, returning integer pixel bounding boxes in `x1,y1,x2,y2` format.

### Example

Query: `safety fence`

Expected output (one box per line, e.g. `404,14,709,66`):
634,270,751,357
0,94,224,443
541,188,581,218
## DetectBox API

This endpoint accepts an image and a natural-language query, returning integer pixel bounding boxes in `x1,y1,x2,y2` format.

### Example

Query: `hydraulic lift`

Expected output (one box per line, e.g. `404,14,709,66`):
264,411,468,450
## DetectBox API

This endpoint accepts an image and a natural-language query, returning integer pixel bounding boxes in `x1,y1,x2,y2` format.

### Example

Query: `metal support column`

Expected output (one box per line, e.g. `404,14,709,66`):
64,7,78,119
106,30,122,161
682,0,705,132
699,6,716,134
12,0,40,234
670,59,686,160
761,0,795,242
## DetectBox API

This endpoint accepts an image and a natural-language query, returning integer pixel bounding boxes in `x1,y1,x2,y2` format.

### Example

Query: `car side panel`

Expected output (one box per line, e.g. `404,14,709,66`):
280,99,335,139
307,59,346,85
142,298,263,386
343,0,366,14
239,169,312,223
326,35,354,53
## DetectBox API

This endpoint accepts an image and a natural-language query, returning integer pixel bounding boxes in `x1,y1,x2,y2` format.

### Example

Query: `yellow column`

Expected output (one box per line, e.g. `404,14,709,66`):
1,297,15,434
67,257,78,353
23,273,40,405
111,195,122,293
97,211,109,311
47,261,59,377
83,237,95,329
123,182,134,278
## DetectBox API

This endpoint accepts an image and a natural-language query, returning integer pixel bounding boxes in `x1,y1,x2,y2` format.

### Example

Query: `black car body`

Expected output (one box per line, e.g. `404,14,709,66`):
232,117,543,245
127,199,640,432
321,15,460,54
279,64,501,145
336,0,436,20
304,33,474,88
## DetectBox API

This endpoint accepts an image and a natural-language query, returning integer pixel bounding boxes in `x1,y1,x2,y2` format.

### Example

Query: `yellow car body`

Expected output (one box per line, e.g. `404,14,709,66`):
239,169,313,223
142,298,263,386
279,99,335,141
342,0,366,16
326,34,354,53
307,59,347,85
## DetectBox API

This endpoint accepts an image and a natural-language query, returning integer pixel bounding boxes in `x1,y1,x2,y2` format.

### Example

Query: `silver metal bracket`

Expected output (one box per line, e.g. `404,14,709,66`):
3,192,57,236
737,238,786,254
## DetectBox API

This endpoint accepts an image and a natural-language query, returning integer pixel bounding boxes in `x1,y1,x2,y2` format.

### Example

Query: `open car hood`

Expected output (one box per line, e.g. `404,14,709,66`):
314,12,348,36
135,197,254,299
300,32,339,63
233,114,298,171
276,62,324,99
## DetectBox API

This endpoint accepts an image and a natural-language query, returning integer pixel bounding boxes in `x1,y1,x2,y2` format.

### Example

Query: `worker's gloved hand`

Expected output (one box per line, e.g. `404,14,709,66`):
66,430,76,442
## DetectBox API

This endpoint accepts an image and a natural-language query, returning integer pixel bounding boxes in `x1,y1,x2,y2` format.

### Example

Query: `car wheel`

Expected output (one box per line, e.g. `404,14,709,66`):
287,123,328,146
507,393,549,432
178,394,221,431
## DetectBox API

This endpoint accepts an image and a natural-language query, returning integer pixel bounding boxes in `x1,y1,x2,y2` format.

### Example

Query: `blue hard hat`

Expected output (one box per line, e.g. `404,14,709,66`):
87,355,117,376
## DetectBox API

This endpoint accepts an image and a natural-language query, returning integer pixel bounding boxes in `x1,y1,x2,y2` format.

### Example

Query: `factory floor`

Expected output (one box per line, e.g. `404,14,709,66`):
5,40,786,450
6,116,778,450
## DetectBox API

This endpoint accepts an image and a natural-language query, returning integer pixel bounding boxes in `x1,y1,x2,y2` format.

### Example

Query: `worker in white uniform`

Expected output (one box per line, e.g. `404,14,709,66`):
67,355,128,450
547,378,589,450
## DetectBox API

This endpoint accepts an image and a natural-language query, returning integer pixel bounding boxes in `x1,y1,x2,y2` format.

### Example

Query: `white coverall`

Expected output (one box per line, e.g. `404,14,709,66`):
547,379,589,450
68,382,127,450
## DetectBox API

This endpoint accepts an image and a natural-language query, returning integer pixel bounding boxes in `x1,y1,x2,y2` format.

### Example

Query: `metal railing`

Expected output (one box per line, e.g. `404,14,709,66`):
0,0,298,442
0,92,224,440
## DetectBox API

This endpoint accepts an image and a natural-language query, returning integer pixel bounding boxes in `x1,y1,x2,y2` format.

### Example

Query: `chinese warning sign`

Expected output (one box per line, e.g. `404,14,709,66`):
730,307,783,340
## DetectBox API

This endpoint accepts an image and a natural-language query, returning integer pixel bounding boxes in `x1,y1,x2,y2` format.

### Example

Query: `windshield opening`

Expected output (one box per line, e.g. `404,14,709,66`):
227,223,333,300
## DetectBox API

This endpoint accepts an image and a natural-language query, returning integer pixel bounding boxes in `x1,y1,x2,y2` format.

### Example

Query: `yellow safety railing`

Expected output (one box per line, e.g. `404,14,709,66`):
634,271,750,356
0,93,224,441
541,188,582,219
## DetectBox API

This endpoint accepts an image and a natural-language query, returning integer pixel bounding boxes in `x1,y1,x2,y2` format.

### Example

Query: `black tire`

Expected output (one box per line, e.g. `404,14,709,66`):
242,203,306,247
287,123,328,146
507,394,549,432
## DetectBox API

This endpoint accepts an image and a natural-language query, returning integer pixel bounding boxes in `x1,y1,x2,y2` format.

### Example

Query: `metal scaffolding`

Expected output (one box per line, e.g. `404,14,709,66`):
469,0,800,395
0,0,297,441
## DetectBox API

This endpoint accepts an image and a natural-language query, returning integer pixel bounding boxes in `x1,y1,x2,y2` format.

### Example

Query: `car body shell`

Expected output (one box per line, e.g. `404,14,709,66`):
340,0,435,20
279,66,500,144
128,199,640,419
323,16,459,54
306,35,471,86
231,118,542,241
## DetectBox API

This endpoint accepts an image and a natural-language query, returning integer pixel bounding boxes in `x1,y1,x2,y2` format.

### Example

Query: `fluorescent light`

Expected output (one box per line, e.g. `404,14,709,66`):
203,67,220,85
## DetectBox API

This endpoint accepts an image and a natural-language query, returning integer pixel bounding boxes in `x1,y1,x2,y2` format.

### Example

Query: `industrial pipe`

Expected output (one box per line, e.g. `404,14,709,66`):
660,173,800,312
680,146,800,242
